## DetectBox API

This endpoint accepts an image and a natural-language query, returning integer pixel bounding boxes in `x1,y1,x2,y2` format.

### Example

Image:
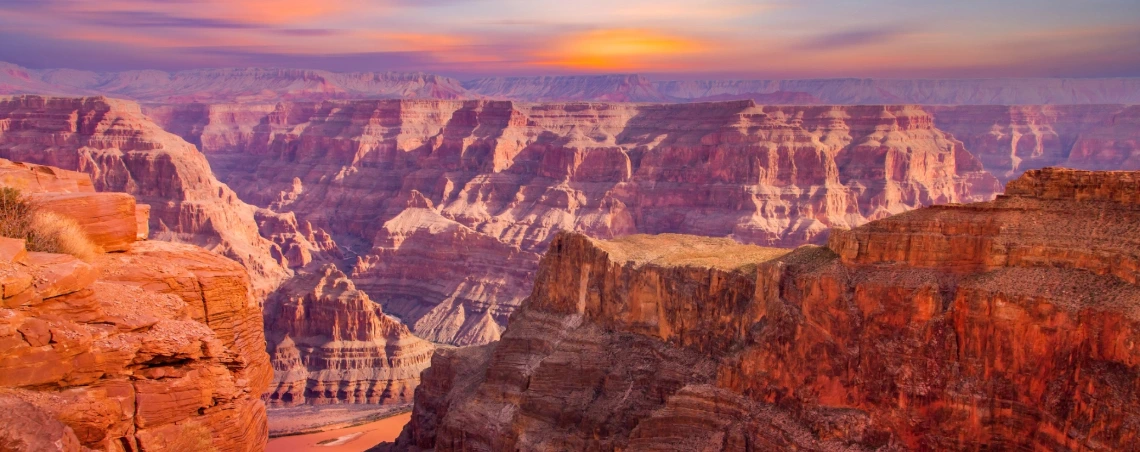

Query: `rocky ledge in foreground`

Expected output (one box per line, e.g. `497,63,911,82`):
0,160,271,451
380,167,1140,451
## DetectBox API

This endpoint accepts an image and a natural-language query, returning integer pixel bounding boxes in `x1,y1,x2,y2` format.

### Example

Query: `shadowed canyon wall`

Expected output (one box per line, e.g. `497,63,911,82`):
381,167,1140,451
148,99,1001,345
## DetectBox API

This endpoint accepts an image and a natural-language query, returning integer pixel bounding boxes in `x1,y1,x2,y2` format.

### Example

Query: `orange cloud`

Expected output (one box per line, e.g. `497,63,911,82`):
54,0,369,25
536,29,705,71
214,0,366,24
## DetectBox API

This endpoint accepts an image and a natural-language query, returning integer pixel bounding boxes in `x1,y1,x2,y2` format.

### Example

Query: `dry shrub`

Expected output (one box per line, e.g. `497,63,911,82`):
0,187,33,240
28,211,100,262
0,187,101,261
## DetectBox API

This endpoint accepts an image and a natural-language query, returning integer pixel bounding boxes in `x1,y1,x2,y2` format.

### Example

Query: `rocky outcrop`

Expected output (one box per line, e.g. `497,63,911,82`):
264,264,435,407
0,95,290,295
157,99,999,345
383,168,1140,451
0,163,271,451
930,105,1140,184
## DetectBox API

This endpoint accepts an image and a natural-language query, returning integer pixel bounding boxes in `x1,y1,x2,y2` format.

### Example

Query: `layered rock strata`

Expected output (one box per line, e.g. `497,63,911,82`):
0,95,290,294
153,99,1000,344
382,168,1140,451
264,264,435,407
0,163,272,451
930,105,1140,184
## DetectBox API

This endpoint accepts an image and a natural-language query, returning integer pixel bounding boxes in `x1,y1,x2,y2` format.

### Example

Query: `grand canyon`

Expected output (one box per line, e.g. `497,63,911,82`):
1,0,1139,450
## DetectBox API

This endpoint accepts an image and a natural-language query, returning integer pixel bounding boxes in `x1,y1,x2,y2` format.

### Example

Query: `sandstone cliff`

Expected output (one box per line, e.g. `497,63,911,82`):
0,95,290,295
152,99,999,345
0,160,271,451
382,167,1140,451
264,264,435,407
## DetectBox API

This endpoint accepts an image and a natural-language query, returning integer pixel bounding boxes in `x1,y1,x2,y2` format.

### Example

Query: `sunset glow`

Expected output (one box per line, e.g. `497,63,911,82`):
536,29,704,71
0,0,1137,77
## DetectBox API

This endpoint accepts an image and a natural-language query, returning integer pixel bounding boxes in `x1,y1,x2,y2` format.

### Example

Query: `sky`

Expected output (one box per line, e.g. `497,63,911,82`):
1,0,1139,78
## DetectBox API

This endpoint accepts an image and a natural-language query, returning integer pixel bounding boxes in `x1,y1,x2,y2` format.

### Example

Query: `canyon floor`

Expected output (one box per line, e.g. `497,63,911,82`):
268,413,411,452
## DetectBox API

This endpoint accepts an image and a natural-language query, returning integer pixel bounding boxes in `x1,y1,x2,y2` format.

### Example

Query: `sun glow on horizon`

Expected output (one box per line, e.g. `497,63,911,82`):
535,29,706,71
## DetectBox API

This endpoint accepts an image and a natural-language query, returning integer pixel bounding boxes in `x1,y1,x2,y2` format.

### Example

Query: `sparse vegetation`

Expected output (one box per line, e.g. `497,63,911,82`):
0,187,100,261
0,187,33,240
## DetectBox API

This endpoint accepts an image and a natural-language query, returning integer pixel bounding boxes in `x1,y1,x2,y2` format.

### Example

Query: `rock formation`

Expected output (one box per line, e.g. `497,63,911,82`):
0,95,290,295
264,264,435,407
381,167,1140,451
151,99,999,345
0,160,271,451
930,105,1140,184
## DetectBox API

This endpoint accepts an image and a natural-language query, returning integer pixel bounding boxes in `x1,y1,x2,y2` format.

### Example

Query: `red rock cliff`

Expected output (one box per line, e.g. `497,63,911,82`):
0,161,271,451
382,167,1140,451
151,99,1000,345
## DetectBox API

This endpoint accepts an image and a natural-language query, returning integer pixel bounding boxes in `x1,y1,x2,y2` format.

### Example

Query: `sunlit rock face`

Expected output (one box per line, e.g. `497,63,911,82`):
152,99,999,345
382,168,1140,451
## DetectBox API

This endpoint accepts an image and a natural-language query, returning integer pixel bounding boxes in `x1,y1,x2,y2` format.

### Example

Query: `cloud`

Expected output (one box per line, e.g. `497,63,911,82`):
796,27,914,51
0,0,378,27
82,10,260,29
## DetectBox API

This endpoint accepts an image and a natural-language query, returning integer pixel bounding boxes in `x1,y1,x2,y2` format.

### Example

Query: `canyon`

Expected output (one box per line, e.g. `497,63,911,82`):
1,66,1139,448
0,159,271,451
145,99,1002,346
381,167,1140,451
